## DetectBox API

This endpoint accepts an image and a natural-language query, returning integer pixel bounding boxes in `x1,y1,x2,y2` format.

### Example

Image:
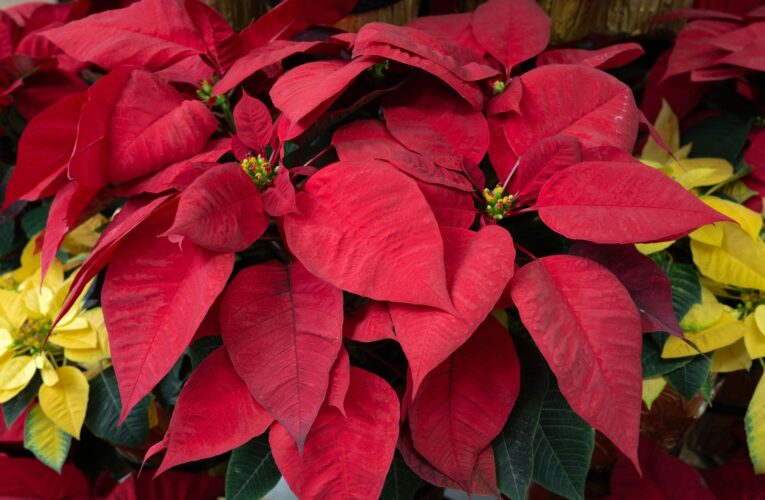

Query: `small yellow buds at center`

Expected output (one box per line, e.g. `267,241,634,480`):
484,184,514,220
241,155,279,189
16,317,52,354
492,80,506,95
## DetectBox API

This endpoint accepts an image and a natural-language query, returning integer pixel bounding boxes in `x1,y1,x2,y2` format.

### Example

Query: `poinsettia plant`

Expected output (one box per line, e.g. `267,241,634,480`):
0,0,758,498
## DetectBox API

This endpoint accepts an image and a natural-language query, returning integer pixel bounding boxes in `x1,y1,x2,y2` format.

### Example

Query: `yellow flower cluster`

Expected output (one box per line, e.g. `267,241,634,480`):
0,227,109,471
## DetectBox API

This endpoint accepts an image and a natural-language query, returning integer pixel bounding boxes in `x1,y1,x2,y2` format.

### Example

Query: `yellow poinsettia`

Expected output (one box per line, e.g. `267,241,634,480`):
0,245,110,470
746,373,765,474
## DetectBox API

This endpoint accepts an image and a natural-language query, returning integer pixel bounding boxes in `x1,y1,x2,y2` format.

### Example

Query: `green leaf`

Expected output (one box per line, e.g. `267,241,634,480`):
651,255,702,321
745,373,765,473
154,356,185,406
531,386,594,500
381,451,423,500
642,333,692,377
85,367,149,447
664,355,711,400
188,336,222,370
226,435,281,500
24,404,72,473
3,372,41,428
20,204,50,239
0,218,14,257
682,114,752,165
700,373,713,403
494,338,549,500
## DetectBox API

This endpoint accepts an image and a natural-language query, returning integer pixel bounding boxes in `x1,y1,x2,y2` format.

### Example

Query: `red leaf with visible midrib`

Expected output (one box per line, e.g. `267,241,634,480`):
416,182,477,229
472,0,551,71
570,242,683,337
391,226,515,395
270,367,400,499
398,426,498,495
42,0,207,74
219,260,344,448
409,317,519,489
383,77,489,170
163,164,268,252
146,347,273,474
2,91,85,209
260,167,297,216
103,208,233,422
509,134,581,204
502,65,639,157
406,13,485,58
510,255,642,469
537,161,729,243
284,161,453,312
233,92,272,153
332,120,474,192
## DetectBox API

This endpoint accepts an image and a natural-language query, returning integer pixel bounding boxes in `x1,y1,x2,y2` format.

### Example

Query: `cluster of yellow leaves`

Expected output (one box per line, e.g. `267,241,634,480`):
0,220,110,472
638,101,765,473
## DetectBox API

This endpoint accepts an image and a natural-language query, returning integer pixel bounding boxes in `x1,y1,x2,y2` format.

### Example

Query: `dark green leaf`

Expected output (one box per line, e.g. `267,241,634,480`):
3,372,41,428
188,336,223,370
700,373,713,403
682,114,752,164
664,355,711,400
225,435,281,500
381,451,423,500
154,356,186,406
85,367,149,447
20,204,50,239
531,386,594,500
651,255,701,321
494,338,549,500
0,218,14,257
642,333,692,377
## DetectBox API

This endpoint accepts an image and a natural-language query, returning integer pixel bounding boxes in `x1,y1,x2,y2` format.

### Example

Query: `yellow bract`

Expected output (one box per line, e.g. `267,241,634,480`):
744,312,765,359
0,356,36,403
38,366,89,439
746,374,765,474
663,308,745,358
711,339,751,373
679,287,723,331
24,403,71,472
642,376,666,410
691,224,765,291
641,99,679,164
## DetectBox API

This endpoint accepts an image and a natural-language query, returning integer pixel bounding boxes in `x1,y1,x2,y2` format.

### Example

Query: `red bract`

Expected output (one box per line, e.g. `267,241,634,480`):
103,207,234,421
220,260,344,448
472,0,550,72
391,226,515,394
146,347,273,474
537,161,729,243
69,68,217,187
511,255,642,469
0,457,90,500
283,161,454,312
408,317,519,491
164,163,268,252
42,0,217,81
0,0,724,494
270,367,400,499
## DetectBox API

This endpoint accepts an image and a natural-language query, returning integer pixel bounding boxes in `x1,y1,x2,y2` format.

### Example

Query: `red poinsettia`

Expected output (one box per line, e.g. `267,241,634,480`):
2,0,729,497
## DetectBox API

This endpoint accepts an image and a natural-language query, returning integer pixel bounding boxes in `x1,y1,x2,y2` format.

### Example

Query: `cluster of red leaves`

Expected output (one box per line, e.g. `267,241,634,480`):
643,4,765,121
1,0,729,496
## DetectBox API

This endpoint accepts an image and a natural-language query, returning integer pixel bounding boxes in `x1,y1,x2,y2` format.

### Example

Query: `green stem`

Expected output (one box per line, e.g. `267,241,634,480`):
219,95,236,135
